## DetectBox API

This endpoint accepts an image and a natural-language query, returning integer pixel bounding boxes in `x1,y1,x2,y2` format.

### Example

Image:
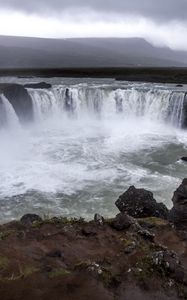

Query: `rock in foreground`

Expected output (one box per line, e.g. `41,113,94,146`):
1,182,187,299
111,212,135,231
115,186,169,219
170,178,187,230
20,214,42,226
181,157,187,162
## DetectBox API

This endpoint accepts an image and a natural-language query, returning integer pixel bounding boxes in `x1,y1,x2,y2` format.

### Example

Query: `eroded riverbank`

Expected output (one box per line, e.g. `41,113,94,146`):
1,182,187,300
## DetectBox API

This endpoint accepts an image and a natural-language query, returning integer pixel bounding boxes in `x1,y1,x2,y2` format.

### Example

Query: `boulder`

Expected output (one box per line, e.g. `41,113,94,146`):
94,214,105,226
124,241,137,254
2,84,33,123
115,186,168,220
137,228,155,242
170,179,187,230
20,214,42,226
181,157,187,162
24,82,52,89
111,213,135,231
152,250,187,284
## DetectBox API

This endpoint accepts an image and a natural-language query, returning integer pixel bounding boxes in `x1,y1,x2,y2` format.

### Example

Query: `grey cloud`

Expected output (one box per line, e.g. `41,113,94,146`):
0,0,186,22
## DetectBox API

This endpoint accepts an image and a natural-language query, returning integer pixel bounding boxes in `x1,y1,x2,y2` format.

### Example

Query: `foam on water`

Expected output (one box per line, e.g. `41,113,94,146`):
0,81,187,222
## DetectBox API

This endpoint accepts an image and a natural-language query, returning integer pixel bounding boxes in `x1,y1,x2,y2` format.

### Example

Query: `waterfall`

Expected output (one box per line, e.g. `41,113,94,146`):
167,92,185,127
1,82,187,222
0,94,20,129
114,89,185,126
0,84,186,128
27,86,186,127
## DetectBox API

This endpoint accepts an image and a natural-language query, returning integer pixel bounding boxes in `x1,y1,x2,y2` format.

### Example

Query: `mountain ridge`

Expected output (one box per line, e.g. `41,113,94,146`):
0,36,187,68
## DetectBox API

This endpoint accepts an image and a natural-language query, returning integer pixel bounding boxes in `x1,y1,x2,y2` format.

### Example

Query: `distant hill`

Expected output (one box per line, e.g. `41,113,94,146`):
0,36,187,68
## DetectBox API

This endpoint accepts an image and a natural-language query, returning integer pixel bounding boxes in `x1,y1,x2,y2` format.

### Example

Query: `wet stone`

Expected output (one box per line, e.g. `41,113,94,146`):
20,214,42,226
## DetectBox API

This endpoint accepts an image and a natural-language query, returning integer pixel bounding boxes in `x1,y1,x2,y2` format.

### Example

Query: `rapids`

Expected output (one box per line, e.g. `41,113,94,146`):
0,78,187,222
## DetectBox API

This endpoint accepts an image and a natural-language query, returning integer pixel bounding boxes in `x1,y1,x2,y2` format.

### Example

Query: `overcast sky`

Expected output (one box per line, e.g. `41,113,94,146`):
0,0,186,50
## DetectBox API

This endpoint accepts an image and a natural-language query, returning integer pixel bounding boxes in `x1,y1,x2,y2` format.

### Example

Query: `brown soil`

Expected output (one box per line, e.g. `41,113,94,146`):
0,216,186,300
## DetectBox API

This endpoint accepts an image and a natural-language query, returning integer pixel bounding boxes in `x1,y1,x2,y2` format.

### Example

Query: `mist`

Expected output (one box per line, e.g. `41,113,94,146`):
0,0,187,51
0,79,187,222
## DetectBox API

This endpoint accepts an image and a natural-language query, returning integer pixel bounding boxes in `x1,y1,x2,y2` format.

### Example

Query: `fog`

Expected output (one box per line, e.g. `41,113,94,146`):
0,0,186,22
0,9,187,50
0,0,186,51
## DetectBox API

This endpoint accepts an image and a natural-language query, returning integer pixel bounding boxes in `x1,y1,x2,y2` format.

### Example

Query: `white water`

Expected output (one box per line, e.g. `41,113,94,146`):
0,94,20,129
28,86,185,127
0,80,187,222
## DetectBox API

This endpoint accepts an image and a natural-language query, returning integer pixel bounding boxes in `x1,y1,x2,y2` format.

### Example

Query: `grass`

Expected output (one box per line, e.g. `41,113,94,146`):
0,232,10,241
6,265,39,281
138,217,168,227
0,230,15,241
0,256,9,271
101,268,120,288
119,237,134,247
134,267,151,287
74,261,91,270
21,265,39,278
48,268,71,279
134,253,171,286
32,216,85,228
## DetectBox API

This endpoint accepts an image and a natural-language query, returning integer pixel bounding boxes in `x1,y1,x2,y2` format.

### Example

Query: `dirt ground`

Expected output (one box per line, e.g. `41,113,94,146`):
0,216,187,300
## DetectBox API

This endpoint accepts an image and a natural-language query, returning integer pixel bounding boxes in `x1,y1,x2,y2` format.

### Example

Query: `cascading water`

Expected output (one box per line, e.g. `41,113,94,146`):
27,86,186,127
0,94,20,129
0,79,187,223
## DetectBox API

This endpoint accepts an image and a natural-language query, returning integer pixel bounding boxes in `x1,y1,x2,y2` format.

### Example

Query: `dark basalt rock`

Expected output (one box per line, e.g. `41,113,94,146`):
94,214,105,226
2,84,33,123
181,157,187,162
111,213,135,231
47,249,63,258
115,186,168,220
124,241,137,254
20,214,42,226
152,250,187,284
170,179,187,230
24,82,52,89
137,228,155,242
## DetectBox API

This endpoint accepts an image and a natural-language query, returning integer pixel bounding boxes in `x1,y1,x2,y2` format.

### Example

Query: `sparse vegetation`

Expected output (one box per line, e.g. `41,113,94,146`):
0,213,186,299
32,216,85,228
138,217,168,227
0,256,9,271
48,268,71,279
74,261,91,270
0,231,11,241
20,265,39,278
